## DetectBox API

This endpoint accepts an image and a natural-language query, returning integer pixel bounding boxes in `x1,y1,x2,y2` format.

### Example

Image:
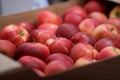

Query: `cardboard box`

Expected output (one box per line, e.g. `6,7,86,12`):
0,0,120,80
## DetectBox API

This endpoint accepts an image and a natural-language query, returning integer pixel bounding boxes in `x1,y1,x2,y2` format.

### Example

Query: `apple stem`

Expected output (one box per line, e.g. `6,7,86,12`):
110,28,114,32
20,32,25,36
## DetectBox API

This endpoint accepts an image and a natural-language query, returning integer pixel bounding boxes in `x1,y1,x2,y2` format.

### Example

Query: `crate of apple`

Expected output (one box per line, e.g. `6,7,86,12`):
0,0,120,78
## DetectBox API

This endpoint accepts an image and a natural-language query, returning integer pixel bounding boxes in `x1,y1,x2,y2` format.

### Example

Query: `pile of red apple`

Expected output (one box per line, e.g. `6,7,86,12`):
0,0,120,77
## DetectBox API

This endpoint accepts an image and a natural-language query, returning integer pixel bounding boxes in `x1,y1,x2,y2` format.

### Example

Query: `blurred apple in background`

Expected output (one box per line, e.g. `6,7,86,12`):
1,24,29,47
69,43,98,61
94,38,120,52
56,23,80,39
46,37,73,55
36,10,62,26
93,24,119,40
71,32,96,46
88,12,107,24
30,29,56,44
84,0,106,14
15,42,50,60
109,5,120,18
37,23,59,33
64,13,85,26
96,46,120,60
18,56,46,71
104,18,120,32
17,21,35,33
78,18,100,36
63,6,87,18
0,40,16,58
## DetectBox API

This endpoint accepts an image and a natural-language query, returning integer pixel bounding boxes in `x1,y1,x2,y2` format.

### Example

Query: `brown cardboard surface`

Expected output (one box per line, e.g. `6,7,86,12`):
0,54,21,74
0,0,120,80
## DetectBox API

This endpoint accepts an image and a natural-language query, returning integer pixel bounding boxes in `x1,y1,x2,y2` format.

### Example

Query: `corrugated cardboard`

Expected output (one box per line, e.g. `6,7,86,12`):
0,0,119,80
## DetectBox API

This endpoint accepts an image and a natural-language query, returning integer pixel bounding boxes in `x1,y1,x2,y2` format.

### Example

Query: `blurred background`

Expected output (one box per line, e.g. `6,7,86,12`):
0,0,68,16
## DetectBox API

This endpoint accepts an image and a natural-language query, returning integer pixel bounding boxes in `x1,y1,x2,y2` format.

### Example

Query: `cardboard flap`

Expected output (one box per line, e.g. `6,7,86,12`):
0,53,22,74
108,0,120,3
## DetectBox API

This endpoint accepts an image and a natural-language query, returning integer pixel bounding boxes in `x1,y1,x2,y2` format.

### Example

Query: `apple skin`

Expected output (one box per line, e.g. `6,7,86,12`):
78,18,100,36
69,43,99,61
30,29,56,44
116,33,120,43
15,42,50,60
0,40,16,58
74,57,95,67
36,10,62,26
64,13,85,26
18,56,46,71
1,24,29,47
37,23,59,33
94,38,120,52
88,12,107,24
63,6,87,18
33,68,45,77
44,60,73,76
56,23,80,40
104,18,120,32
45,53,74,65
93,24,119,41
17,21,35,33
45,37,73,55
84,1,106,14
96,46,120,60
71,32,96,46
109,5,120,18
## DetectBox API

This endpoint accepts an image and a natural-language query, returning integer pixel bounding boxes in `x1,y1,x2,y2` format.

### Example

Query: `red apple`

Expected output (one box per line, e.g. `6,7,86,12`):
71,32,96,46
93,24,119,40
0,32,1,39
63,6,87,18
36,10,62,26
84,1,106,14
44,60,73,75
69,43,98,61
18,56,46,71
64,13,85,26
88,12,107,24
33,68,45,77
95,38,120,52
0,40,16,58
104,18,120,32
46,37,73,55
78,18,100,36
56,23,80,39
74,57,95,67
1,24,29,47
30,29,56,44
15,42,50,60
17,21,35,33
45,53,74,65
116,33,120,42
37,23,59,33
109,5,120,18
96,46,120,60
